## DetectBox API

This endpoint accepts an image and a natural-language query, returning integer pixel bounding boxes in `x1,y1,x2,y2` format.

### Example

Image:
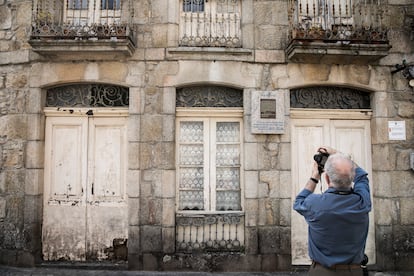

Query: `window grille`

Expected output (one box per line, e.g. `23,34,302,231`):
179,0,242,47
290,86,371,109
31,0,132,40
46,84,129,107
176,86,243,107
176,213,244,253
288,0,388,43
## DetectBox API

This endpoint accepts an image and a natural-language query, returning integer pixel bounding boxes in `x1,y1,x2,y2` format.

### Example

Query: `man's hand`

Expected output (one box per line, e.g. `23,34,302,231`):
311,161,320,180
318,146,337,155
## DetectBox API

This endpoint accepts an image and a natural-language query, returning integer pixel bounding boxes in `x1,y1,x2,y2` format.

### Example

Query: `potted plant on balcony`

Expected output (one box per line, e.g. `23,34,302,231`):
308,25,326,40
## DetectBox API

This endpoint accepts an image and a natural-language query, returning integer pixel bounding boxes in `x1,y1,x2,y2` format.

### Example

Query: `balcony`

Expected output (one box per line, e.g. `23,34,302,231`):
286,0,391,64
29,0,136,60
179,0,241,48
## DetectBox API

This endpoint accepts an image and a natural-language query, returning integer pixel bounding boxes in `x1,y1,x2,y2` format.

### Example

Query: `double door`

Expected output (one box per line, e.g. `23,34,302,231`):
291,117,375,265
43,112,128,261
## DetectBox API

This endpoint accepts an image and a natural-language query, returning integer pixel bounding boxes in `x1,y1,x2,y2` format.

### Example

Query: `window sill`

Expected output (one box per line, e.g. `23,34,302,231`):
176,211,244,216
167,47,253,62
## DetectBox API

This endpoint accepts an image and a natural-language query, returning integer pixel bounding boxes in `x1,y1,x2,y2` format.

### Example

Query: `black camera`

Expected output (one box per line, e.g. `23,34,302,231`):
313,151,329,174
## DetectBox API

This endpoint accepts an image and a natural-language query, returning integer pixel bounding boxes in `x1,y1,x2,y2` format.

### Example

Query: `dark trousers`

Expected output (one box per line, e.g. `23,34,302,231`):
309,262,363,276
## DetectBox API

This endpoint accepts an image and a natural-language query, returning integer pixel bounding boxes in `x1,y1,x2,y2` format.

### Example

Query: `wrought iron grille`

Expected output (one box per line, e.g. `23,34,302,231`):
288,0,388,43
31,0,133,40
176,213,245,253
179,0,241,47
46,84,129,107
176,86,243,107
290,86,371,109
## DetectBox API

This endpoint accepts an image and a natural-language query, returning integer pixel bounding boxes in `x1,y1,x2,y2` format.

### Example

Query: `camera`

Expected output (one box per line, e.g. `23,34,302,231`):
313,151,329,174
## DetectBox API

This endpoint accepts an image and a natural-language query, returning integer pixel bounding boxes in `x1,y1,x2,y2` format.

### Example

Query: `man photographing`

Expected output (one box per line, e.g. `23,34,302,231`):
293,146,371,276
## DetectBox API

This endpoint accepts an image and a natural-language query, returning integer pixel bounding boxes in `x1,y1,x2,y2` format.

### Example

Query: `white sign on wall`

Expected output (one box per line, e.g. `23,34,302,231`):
251,90,285,134
388,121,406,140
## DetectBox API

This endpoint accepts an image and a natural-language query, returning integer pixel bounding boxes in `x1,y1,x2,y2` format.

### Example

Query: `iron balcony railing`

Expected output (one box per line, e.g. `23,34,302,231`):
176,213,245,253
30,0,134,42
288,0,389,44
179,0,242,48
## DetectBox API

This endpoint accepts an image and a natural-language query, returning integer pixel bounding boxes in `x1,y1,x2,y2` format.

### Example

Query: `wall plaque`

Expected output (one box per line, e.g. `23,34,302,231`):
251,90,285,134
388,121,406,141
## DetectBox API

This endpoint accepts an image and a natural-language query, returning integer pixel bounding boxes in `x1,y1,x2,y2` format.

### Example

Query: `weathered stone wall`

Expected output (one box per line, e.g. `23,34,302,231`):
0,0,413,271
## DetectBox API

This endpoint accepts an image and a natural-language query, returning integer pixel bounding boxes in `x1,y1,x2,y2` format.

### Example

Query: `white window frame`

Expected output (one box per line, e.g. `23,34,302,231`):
176,108,244,214
64,0,122,25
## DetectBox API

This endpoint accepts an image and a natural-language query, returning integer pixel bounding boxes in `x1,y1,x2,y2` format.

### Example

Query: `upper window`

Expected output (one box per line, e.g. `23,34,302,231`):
179,0,242,47
65,0,122,25
183,0,205,12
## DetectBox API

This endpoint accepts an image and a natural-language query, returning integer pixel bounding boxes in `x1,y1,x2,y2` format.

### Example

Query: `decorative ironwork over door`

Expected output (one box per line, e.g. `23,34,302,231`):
290,86,371,109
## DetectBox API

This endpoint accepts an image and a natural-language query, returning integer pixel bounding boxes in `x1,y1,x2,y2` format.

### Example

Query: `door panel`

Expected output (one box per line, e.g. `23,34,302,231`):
330,120,375,262
291,119,330,264
89,117,126,200
43,117,88,261
291,118,375,265
86,117,128,260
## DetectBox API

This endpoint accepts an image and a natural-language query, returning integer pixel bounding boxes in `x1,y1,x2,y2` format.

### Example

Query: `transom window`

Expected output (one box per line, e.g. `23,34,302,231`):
177,117,242,212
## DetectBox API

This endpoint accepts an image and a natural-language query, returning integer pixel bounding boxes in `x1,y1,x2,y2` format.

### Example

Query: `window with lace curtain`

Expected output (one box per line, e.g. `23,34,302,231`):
176,117,242,212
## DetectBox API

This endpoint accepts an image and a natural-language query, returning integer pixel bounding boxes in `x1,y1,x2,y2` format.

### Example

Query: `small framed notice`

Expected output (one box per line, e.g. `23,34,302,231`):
388,121,406,140
251,90,285,134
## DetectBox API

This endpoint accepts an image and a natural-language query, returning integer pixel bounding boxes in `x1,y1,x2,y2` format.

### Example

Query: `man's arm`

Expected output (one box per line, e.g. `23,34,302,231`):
352,166,371,211
293,161,320,214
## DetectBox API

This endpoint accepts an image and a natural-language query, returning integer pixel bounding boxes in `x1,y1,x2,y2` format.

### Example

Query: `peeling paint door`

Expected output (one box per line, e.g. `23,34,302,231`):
291,118,375,265
43,113,128,261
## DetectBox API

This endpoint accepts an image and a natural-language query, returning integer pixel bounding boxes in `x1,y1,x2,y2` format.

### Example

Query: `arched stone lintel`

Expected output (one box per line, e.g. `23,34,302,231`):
164,60,261,89
276,63,388,92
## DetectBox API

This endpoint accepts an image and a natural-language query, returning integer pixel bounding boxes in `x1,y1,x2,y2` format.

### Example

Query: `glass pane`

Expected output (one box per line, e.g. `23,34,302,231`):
68,0,88,9
216,191,241,211
216,122,240,143
216,167,239,190
183,0,205,12
216,144,240,166
179,144,204,165
179,190,204,210
101,0,121,10
180,121,203,143
179,168,204,189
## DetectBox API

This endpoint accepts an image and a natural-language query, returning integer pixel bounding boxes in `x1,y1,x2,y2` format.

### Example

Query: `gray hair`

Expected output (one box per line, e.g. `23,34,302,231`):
324,153,355,189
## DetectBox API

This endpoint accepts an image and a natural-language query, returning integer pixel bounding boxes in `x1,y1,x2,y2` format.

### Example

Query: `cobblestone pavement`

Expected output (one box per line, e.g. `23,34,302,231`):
0,265,412,276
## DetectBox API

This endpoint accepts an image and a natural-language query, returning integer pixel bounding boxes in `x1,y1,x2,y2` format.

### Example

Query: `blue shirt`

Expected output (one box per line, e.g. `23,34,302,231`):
293,167,371,268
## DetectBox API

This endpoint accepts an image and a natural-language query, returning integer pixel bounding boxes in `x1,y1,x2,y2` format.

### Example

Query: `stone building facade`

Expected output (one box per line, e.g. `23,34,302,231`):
0,0,413,272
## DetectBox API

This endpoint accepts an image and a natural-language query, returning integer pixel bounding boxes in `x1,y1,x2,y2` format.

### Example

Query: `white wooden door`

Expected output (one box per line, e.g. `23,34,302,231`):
291,118,375,265
43,114,128,261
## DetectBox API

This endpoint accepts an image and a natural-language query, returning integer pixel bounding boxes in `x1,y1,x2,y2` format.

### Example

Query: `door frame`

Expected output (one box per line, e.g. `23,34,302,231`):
290,108,376,265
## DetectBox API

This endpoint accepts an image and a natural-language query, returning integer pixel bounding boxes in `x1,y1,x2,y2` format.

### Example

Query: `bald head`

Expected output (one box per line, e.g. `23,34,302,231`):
324,153,355,189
